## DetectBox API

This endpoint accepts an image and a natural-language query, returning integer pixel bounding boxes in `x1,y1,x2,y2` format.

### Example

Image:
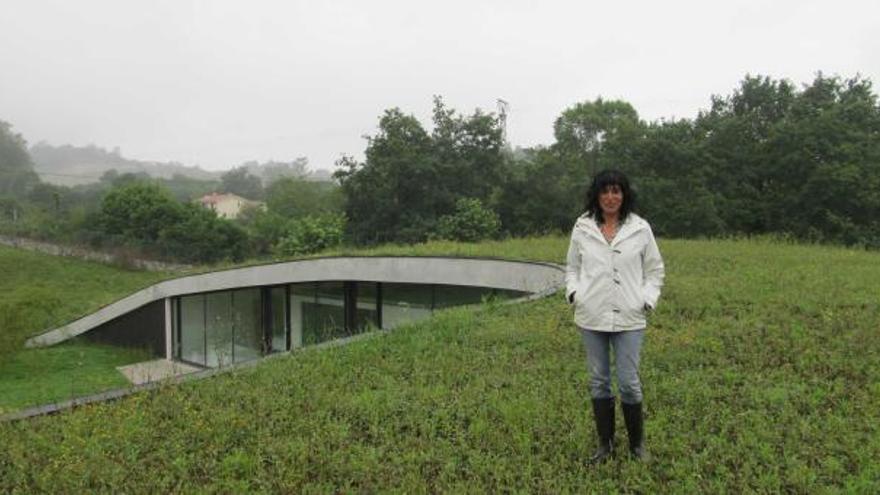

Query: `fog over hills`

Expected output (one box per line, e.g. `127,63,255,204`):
29,142,333,187
30,142,221,187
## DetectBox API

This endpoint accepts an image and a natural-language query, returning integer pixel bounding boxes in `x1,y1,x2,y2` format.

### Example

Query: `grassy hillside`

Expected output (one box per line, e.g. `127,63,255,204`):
0,342,150,412
0,245,168,357
1,238,878,492
0,246,170,412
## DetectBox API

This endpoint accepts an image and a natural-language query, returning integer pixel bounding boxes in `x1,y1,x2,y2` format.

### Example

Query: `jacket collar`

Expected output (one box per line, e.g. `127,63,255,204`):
576,213,647,246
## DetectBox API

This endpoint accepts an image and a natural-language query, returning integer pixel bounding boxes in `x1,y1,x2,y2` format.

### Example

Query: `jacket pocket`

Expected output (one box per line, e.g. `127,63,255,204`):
620,282,646,317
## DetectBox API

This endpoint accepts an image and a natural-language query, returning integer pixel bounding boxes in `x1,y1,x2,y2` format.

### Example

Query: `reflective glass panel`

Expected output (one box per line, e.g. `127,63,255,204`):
433,284,493,309
232,288,263,364
381,283,434,329
179,294,205,365
304,282,346,345
354,282,379,333
289,283,315,349
270,287,287,352
205,291,233,367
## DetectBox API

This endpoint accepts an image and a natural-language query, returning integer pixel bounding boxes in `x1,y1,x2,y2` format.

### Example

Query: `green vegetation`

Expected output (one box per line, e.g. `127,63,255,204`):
0,245,168,412
4,73,880,264
335,96,505,245
219,165,264,200
435,198,502,242
0,244,167,359
336,75,880,248
98,182,250,263
1,237,878,491
274,213,346,256
0,341,151,413
0,120,40,199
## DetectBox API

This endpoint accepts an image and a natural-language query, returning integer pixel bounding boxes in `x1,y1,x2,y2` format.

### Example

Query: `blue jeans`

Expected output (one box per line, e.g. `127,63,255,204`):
580,328,645,404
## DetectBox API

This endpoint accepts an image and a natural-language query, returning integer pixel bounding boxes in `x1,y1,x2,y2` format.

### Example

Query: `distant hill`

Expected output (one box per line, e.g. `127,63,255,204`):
29,143,221,186
29,143,333,187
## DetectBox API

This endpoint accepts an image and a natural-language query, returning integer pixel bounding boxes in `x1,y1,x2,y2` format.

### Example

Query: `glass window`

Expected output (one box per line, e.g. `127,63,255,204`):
179,294,206,366
381,283,434,329
354,282,379,333
289,283,315,349
232,288,263,364
177,281,529,366
305,282,347,345
205,291,233,368
433,284,493,309
270,286,287,352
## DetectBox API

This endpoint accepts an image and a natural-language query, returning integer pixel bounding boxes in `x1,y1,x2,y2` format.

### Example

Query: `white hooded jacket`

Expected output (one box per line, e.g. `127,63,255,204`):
565,212,665,332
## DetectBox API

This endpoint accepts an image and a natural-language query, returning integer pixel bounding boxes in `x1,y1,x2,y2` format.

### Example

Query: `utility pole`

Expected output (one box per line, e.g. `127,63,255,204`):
496,98,509,145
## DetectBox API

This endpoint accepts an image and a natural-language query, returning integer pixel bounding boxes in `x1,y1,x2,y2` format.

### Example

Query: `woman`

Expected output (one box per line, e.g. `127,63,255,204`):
565,169,664,463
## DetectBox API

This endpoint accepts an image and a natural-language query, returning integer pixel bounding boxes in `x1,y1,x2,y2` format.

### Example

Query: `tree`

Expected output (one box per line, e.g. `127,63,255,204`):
158,204,250,263
502,98,648,235
265,177,342,219
261,157,310,186
335,108,436,244
552,98,644,178
335,98,506,244
220,166,263,200
98,181,253,262
27,183,70,215
695,75,797,234
0,120,40,198
430,96,507,204
274,213,346,256
236,208,288,255
159,173,220,202
633,119,725,238
435,198,501,242
99,182,184,243
768,75,880,245
684,73,880,245
0,197,22,223
496,146,576,235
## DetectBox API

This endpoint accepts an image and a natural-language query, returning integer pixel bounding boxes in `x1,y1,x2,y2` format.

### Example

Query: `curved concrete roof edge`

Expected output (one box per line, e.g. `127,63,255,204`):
26,256,564,348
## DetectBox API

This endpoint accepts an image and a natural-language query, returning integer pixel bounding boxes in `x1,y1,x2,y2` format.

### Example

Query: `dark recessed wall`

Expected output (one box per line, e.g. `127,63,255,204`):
82,299,166,357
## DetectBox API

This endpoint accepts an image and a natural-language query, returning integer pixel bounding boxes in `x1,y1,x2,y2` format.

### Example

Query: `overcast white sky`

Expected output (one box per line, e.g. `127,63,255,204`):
2,0,878,172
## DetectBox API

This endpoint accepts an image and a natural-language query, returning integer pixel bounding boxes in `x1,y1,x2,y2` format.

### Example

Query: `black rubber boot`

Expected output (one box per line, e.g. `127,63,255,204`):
621,401,648,461
589,397,615,465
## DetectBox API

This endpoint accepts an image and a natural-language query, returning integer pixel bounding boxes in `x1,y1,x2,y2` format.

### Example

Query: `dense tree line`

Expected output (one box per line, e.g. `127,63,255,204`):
338,74,880,248
638,74,879,245
3,73,878,263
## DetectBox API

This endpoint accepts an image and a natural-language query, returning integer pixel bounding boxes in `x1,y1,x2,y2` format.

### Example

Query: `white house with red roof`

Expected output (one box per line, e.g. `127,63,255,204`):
197,192,264,219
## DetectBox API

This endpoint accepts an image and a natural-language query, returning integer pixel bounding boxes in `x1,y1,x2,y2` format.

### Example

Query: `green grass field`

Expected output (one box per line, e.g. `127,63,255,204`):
0,245,171,412
0,245,168,357
0,341,151,413
1,237,878,492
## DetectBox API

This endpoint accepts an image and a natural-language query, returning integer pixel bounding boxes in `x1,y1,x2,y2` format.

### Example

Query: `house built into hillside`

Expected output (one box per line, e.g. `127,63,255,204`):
27,257,564,370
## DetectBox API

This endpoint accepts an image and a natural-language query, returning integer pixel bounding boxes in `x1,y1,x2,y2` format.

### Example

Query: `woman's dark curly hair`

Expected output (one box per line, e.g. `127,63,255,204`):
584,169,636,225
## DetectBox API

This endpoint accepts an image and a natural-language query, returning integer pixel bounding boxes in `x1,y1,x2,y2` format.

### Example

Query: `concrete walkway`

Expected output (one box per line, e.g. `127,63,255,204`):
116,359,203,385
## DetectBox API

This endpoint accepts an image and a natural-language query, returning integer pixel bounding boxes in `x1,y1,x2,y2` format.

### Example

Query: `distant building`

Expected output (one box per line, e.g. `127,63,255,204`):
197,192,264,219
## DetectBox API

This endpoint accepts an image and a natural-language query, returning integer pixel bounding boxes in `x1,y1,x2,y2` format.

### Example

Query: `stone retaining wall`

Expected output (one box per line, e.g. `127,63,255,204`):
0,235,191,272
